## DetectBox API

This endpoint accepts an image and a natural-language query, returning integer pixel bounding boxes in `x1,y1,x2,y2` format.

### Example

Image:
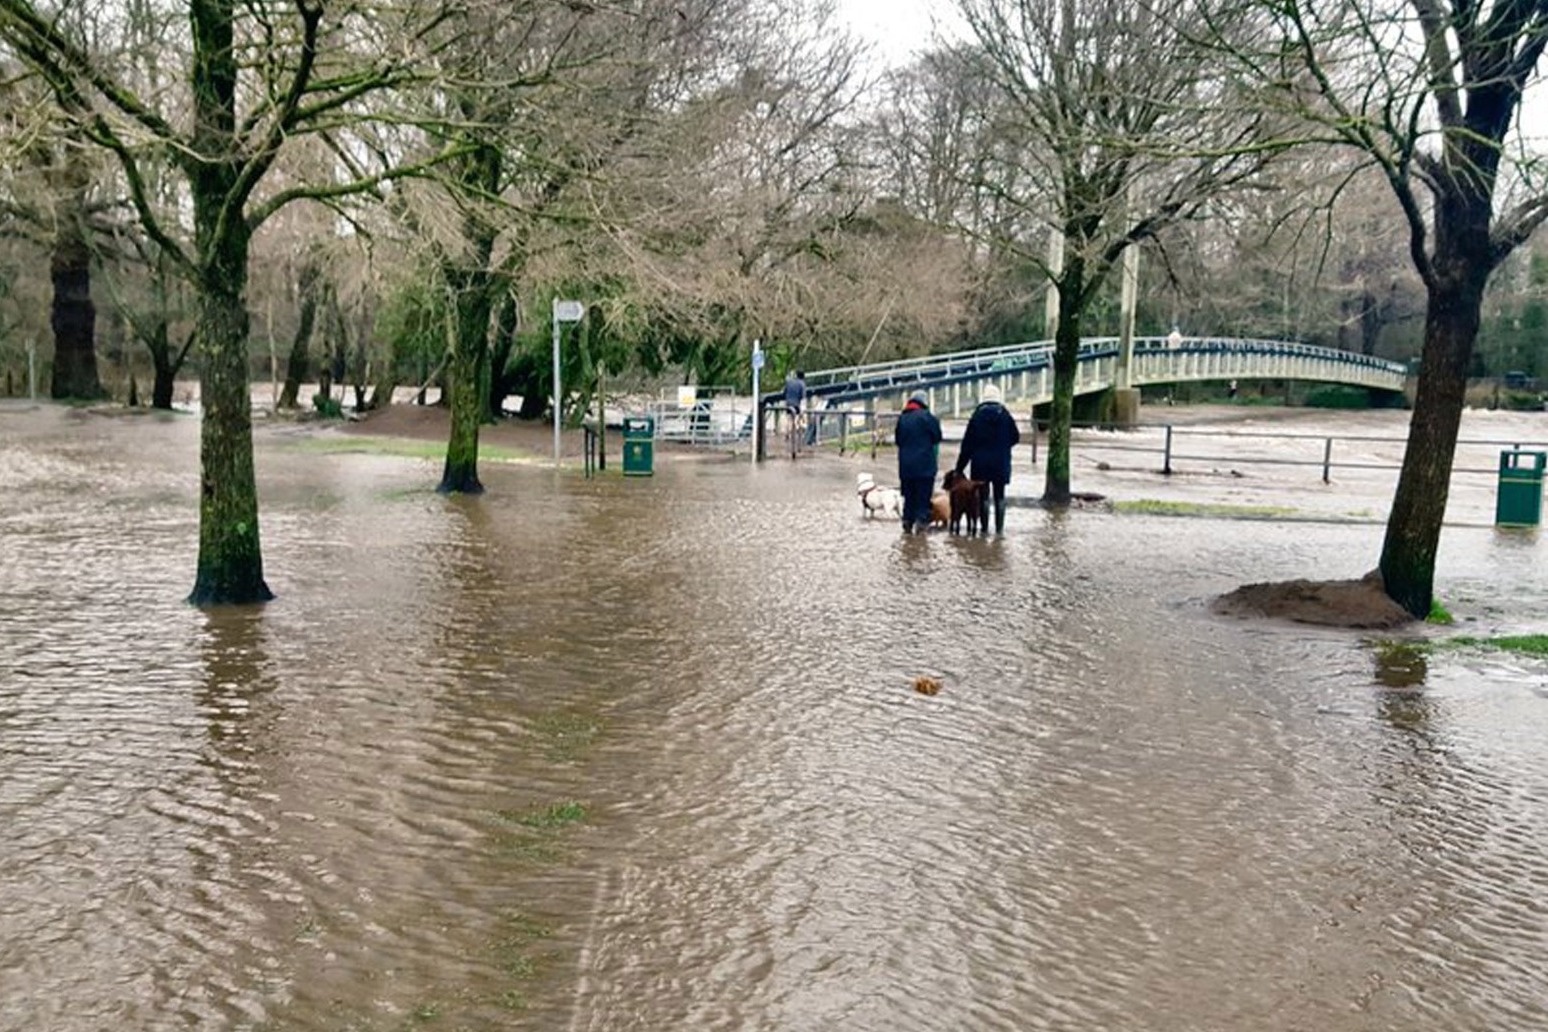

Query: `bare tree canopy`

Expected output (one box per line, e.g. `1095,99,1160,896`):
1200,0,1548,615
945,0,1280,501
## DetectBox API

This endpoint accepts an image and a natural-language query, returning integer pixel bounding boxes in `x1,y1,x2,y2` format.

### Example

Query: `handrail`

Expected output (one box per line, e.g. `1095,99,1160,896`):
763,336,1408,408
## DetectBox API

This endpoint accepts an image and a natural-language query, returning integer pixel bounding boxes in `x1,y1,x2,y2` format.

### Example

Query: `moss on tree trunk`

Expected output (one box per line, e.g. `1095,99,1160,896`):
1379,273,1484,617
188,225,272,605
439,264,494,495
1042,264,1085,506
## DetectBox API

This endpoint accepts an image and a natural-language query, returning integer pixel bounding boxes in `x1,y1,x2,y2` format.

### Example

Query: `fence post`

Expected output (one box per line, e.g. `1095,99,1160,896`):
1322,437,1332,484
1163,424,1173,475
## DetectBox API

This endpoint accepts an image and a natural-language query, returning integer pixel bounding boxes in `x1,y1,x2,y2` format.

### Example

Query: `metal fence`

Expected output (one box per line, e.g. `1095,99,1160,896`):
1054,422,1548,483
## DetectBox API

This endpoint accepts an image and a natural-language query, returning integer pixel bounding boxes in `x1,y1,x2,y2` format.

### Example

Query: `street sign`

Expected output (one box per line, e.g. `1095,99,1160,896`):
752,347,765,371
553,299,585,323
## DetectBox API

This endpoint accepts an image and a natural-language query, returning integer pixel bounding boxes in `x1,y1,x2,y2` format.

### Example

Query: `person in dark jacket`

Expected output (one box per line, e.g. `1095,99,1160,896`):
953,383,1021,533
895,389,942,532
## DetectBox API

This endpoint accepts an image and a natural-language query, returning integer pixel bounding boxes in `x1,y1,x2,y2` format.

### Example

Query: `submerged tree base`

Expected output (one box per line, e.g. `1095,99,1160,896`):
187,581,276,607
1212,570,1414,629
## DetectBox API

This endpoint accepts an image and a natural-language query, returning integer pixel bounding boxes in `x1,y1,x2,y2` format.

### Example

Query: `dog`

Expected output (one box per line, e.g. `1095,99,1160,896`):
941,469,988,535
857,471,903,519
929,491,950,529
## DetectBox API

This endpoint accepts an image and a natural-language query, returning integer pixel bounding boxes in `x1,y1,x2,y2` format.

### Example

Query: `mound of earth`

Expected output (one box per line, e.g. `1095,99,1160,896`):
1211,570,1415,629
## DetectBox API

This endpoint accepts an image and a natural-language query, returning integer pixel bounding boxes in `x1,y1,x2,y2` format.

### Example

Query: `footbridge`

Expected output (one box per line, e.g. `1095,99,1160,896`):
773,336,1407,420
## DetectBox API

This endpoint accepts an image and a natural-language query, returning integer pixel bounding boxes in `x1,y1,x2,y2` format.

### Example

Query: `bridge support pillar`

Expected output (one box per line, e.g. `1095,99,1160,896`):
1112,387,1141,427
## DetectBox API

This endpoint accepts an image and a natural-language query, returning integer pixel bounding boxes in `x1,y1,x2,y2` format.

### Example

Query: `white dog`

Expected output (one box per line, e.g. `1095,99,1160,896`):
857,471,903,518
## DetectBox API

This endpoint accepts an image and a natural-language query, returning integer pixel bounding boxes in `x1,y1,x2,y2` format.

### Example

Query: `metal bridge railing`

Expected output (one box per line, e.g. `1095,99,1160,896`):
778,337,1408,408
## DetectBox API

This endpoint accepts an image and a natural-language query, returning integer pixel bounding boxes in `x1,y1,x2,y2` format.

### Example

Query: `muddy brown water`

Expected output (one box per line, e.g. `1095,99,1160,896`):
5,400,1548,1030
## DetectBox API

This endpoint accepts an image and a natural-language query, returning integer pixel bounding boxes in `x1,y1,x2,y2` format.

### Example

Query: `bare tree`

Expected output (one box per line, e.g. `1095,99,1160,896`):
1209,0,1548,615
954,0,1278,503
0,0,467,604
569,0,875,391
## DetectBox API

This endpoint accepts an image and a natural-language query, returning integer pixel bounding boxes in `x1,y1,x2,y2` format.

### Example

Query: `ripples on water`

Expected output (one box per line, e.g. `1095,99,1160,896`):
5,402,1548,1030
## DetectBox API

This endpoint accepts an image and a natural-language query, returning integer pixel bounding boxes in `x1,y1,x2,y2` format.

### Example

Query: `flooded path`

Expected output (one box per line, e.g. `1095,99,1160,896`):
5,401,1548,1029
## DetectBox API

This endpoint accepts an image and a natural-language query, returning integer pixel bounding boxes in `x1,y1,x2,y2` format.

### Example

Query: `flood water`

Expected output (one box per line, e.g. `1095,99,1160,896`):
6,400,1548,1030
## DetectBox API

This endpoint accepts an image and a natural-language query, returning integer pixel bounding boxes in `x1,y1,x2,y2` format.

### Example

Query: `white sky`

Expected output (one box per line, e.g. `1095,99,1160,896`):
837,0,954,68
837,0,1548,146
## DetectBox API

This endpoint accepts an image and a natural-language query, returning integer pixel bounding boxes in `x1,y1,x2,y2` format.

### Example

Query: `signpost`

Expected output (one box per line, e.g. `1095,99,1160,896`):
750,339,764,467
552,298,585,465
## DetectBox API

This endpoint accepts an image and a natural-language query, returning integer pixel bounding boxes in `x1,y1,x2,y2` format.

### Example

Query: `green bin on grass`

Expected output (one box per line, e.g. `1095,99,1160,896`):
1495,450,1546,527
622,416,655,476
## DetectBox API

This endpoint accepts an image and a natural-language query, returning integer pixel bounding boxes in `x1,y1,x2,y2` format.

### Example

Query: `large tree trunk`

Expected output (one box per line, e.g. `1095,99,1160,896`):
1042,261,1085,505
188,222,272,605
439,265,495,494
278,258,320,409
148,318,177,409
1378,273,1484,617
439,142,501,494
48,171,103,401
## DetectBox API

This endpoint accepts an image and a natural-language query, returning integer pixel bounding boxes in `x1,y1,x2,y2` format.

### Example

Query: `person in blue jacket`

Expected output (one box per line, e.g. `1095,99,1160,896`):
895,389,942,533
953,383,1021,533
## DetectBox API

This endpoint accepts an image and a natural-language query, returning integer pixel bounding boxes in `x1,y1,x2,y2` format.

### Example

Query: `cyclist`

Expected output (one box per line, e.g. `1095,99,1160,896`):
783,368,806,417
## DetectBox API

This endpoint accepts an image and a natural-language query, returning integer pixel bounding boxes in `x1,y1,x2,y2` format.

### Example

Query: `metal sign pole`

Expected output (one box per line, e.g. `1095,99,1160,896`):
552,302,561,465
751,339,763,468
552,298,585,466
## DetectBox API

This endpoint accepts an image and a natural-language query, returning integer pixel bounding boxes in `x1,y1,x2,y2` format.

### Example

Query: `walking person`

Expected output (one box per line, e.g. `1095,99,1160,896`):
895,389,942,533
782,368,808,455
953,383,1021,534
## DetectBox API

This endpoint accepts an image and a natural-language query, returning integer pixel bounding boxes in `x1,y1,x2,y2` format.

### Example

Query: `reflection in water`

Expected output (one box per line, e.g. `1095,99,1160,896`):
5,402,1548,1030
1373,641,1430,691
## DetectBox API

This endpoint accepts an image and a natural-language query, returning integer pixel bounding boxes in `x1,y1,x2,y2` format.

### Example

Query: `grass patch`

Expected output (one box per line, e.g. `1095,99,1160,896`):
1427,599,1456,625
532,710,602,761
1114,499,1297,519
507,801,588,829
490,800,589,860
290,436,529,463
1447,634,1548,656
376,486,438,502
488,910,554,1012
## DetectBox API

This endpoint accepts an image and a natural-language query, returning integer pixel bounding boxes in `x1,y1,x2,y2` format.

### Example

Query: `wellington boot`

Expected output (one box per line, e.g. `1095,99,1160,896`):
994,500,1006,534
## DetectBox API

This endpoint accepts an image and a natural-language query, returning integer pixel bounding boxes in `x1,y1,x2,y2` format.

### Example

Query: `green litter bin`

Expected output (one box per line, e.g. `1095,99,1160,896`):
1495,449,1546,526
622,415,655,476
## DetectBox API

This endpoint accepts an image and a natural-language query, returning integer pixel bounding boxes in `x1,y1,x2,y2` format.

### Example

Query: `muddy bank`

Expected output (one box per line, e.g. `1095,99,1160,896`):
1211,570,1415,629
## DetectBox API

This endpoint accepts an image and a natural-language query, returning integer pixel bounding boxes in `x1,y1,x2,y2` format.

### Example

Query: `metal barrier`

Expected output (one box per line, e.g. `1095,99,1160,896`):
645,396,754,445
583,420,601,478
758,406,901,460
1047,422,1548,484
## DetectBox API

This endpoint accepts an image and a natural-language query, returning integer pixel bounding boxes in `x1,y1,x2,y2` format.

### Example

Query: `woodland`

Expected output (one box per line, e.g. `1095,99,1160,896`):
2,0,1546,614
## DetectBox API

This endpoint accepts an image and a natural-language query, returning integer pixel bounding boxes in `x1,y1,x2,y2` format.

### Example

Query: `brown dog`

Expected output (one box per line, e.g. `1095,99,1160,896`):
929,491,950,529
942,469,988,535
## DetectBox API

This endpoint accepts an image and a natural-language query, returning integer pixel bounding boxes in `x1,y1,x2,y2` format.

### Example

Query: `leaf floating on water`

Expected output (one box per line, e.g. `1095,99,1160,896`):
913,675,942,696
